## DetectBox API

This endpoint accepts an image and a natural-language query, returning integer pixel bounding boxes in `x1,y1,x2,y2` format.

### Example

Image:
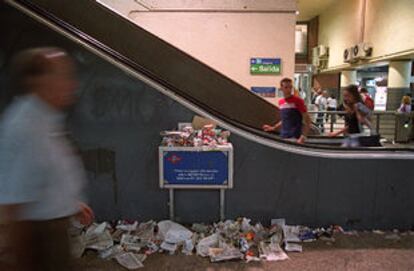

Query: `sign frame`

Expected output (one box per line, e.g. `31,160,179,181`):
250,58,282,75
159,145,234,189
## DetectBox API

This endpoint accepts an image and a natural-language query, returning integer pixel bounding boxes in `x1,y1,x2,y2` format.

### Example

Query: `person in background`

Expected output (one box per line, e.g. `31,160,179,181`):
311,86,321,104
293,87,300,97
360,87,375,111
329,85,372,147
262,78,311,144
326,94,337,123
315,90,328,133
298,87,307,100
0,47,94,271
397,95,412,113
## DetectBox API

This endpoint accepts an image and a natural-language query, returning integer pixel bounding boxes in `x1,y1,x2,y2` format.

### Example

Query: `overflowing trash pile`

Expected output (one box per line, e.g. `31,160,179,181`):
160,124,231,147
69,217,348,269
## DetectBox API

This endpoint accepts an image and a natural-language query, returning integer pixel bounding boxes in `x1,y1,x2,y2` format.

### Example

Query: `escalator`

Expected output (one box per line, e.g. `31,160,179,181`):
2,0,414,229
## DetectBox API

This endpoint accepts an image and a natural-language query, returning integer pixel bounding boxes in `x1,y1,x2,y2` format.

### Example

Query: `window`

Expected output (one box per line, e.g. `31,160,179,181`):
295,24,308,56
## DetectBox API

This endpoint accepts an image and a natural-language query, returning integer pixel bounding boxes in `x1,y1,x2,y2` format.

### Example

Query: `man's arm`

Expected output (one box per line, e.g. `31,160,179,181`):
75,202,94,226
297,112,311,144
263,121,282,132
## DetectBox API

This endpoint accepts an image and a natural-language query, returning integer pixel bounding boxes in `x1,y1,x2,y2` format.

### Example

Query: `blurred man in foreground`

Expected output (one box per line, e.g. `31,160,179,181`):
0,47,93,270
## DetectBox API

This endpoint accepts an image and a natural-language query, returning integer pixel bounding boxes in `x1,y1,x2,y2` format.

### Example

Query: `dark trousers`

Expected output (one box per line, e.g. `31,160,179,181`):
6,217,72,271
316,112,325,133
326,107,337,123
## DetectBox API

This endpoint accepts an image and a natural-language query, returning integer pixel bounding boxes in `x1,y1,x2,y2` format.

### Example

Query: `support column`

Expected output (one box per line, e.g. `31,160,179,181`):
340,70,357,88
340,70,357,101
387,61,412,110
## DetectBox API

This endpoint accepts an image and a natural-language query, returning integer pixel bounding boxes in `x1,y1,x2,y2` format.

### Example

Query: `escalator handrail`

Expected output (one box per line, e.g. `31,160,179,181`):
6,0,414,157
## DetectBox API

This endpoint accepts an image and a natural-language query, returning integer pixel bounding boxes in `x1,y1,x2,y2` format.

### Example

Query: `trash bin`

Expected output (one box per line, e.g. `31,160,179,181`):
394,113,412,143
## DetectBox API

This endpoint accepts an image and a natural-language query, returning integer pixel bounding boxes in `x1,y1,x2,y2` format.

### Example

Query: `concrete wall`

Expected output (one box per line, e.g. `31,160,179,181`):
99,0,297,105
313,73,340,92
318,0,364,69
364,0,414,59
125,0,296,11
318,0,414,70
99,0,296,13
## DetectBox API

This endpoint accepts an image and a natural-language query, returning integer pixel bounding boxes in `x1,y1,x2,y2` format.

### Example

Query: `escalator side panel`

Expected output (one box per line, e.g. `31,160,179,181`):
1,7,413,229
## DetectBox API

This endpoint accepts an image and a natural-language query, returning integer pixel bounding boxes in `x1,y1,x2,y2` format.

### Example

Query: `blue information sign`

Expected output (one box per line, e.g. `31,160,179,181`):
162,150,229,186
250,58,281,65
251,87,276,97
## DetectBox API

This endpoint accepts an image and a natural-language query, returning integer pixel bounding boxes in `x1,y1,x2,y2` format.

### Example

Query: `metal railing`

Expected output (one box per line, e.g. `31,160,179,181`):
307,110,407,137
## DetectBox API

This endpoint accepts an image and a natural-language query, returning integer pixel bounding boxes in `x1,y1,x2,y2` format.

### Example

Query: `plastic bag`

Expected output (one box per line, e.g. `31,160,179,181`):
157,220,193,244
196,233,219,257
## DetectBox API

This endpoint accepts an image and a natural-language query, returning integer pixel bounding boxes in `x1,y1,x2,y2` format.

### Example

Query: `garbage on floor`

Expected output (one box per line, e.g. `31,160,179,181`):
160,123,231,147
70,217,356,269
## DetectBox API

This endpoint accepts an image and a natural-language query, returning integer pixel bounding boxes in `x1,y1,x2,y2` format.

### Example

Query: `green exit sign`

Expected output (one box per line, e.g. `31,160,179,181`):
250,58,281,75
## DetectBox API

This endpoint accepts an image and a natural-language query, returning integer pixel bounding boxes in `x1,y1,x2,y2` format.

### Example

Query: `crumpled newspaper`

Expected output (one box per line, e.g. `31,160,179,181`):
69,216,349,268
209,242,244,262
196,233,243,262
115,252,144,270
259,242,289,261
191,223,210,234
120,234,145,253
116,221,138,232
99,245,124,260
136,220,156,242
284,242,303,252
85,223,114,251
